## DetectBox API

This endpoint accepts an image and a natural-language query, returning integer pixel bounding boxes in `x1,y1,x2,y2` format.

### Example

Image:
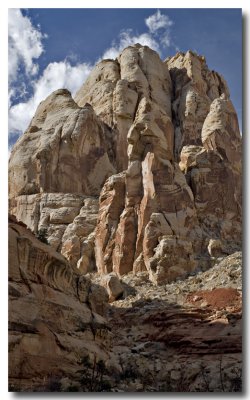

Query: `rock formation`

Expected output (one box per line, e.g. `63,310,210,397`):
9,44,242,285
8,44,242,392
8,215,111,391
9,90,114,274
85,46,241,283
9,90,115,198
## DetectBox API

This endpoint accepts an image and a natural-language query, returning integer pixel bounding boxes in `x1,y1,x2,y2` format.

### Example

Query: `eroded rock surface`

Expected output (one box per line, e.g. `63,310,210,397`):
8,44,242,393
9,90,115,198
9,90,115,270
9,45,242,285
8,216,111,392
166,50,230,158
91,46,241,283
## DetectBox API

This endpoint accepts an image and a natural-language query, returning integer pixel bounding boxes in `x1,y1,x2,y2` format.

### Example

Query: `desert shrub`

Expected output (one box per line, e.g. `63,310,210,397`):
36,228,49,244
77,354,112,392
67,384,80,392
47,377,62,392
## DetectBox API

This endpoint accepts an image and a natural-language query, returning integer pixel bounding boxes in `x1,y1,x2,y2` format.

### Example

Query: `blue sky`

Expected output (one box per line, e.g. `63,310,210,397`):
8,8,242,148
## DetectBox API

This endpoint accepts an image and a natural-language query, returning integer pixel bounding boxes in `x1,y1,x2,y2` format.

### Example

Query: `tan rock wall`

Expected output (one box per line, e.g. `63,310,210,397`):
9,45,242,284
8,217,110,391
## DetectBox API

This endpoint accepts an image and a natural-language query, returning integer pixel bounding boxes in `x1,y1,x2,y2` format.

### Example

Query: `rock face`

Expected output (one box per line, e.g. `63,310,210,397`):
166,50,230,158
86,47,241,283
9,45,242,285
75,45,172,171
8,44,242,393
8,216,110,392
9,90,115,273
9,90,115,198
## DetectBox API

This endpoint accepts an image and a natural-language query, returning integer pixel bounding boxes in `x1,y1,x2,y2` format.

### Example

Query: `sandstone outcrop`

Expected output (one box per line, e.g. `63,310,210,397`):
88,47,241,283
8,43,242,392
8,216,111,391
9,45,242,285
9,90,115,198
75,45,172,171
166,50,229,158
9,89,115,271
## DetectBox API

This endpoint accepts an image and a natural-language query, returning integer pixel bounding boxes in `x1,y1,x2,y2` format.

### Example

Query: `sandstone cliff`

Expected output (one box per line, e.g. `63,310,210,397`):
8,44,242,392
79,46,241,283
9,45,242,285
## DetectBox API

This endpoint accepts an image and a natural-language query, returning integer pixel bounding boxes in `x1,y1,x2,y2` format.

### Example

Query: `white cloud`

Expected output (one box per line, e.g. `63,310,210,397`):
9,61,92,136
8,10,92,136
102,29,160,60
8,9,46,83
145,10,173,33
31,61,92,103
160,32,171,48
102,10,174,60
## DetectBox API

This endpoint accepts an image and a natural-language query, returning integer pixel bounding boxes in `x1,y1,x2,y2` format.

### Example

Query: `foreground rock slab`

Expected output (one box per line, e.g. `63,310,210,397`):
8,216,111,392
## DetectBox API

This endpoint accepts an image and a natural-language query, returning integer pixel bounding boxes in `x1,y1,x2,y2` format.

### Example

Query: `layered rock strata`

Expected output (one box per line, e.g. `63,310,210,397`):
9,90,115,274
9,90,115,198
8,216,111,391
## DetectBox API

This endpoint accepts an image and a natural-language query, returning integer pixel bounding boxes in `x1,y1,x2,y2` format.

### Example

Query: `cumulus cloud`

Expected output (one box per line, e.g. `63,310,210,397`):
146,10,174,49
9,61,92,136
145,10,173,33
101,10,174,60
8,9,46,83
102,30,160,60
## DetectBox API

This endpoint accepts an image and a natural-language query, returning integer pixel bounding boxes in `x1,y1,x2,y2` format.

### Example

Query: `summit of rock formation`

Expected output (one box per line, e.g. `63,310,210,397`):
8,44,242,392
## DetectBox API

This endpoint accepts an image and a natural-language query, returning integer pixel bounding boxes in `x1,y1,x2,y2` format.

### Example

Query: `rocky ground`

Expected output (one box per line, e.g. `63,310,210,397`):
87,252,242,392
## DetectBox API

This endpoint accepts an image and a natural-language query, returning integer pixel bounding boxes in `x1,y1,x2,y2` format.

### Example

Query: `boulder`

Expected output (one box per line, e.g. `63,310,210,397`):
102,274,124,302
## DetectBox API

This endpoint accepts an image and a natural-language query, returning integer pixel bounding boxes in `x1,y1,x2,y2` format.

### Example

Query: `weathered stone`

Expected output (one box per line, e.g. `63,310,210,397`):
95,172,126,274
9,90,115,198
8,217,110,391
8,43,242,392
207,239,224,257
166,50,229,158
202,95,242,171
9,45,242,285
94,46,199,283
101,274,124,302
